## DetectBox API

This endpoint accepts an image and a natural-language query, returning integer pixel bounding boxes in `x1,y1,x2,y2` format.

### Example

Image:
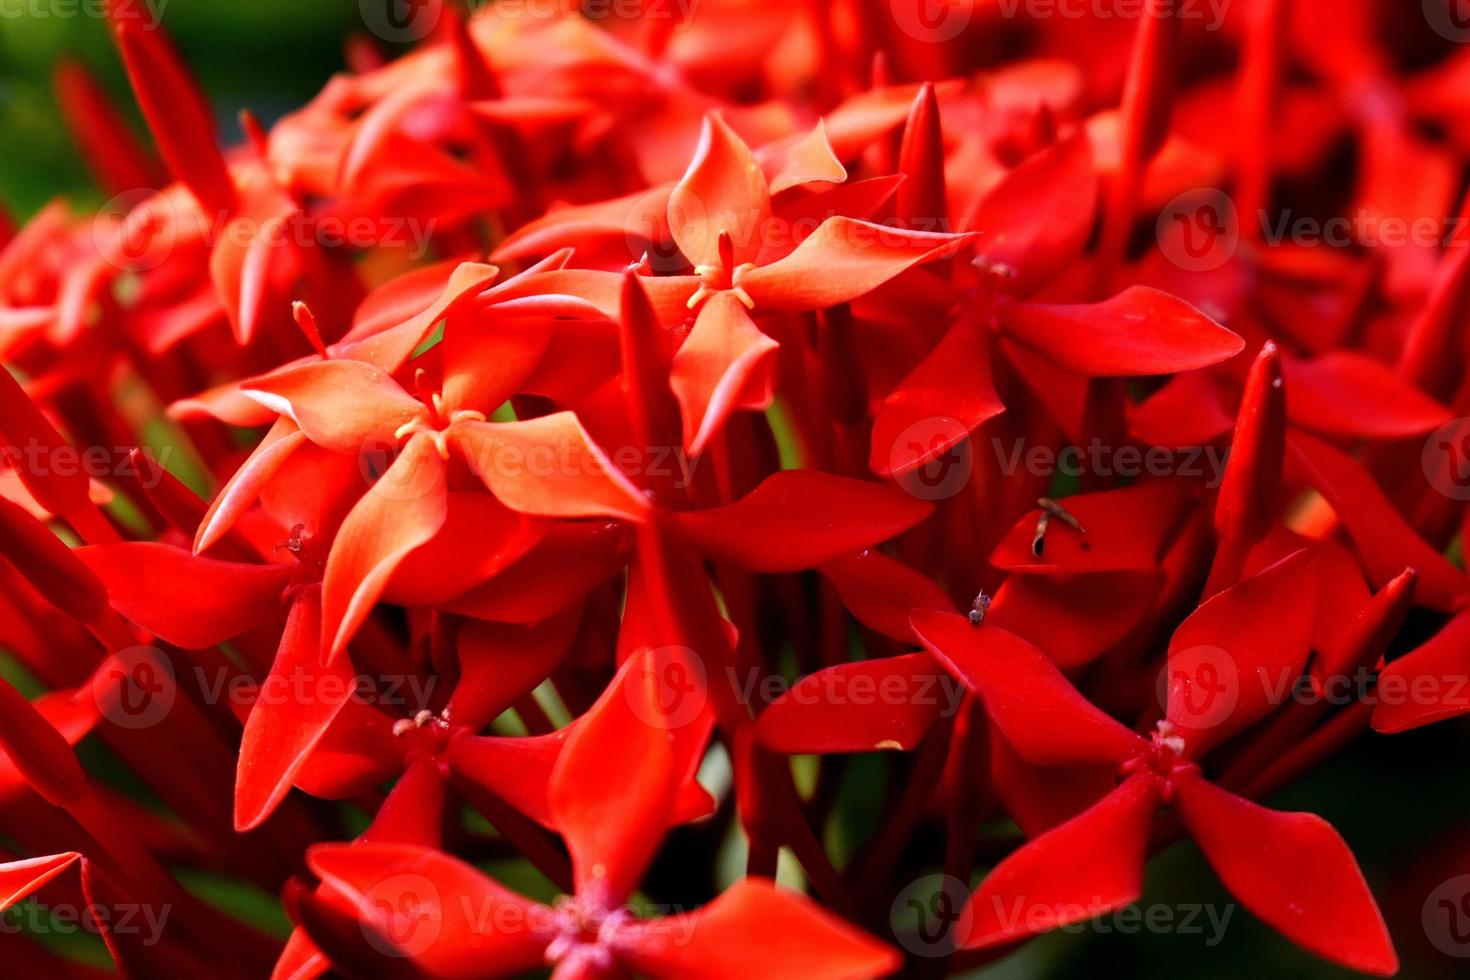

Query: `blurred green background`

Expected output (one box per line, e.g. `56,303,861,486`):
3,3,1470,977
0,0,359,217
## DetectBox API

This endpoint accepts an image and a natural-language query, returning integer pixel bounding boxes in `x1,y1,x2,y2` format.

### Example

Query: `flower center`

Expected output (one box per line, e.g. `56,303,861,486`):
687,230,756,311
392,381,486,460
391,708,457,756
543,894,632,973
1120,720,1195,802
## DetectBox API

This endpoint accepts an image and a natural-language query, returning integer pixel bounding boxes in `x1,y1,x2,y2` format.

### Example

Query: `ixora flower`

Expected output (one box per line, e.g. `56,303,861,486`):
6,1,1470,977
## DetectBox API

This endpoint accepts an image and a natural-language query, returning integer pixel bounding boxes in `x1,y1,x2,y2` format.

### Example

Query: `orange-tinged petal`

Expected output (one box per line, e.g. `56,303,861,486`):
669,114,771,269
453,414,652,523
740,217,973,311
670,292,779,456
235,588,352,831
321,434,448,660
243,360,426,455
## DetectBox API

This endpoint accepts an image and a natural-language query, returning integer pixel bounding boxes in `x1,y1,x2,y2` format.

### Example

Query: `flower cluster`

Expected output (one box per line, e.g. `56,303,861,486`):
2,1,1470,976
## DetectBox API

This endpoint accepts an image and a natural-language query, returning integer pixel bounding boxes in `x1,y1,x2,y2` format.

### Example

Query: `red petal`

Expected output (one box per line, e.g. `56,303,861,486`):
453,414,652,523
673,470,931,573
52,59,160,196
991,481,1191,574
670,293,780,456
107,8,234,212
307,842,546,974
442,523,631,624
439,318,552,417
618,271,683,456
235,589,352,831
547,650,679,904
0,679,86,807
741,218,973,311
77,542,292,648
997,287,1244,377
963,775,1159,949
987,570,1163,669
383,493,545,608
0,366,113,542
620,878,899,980
1174,772,1397,975
448,730,570,829
1290,431,1465,611
895,83,946,228
820,549,956,642
242,360,425,455
761,120,847,195
1211,342,1286,574
911,610,1147,767
492,186,672,263
964,132,1098,297
1166,550,1317,755
1372,609,1470,733
1286,350,1452,439
321,434,448,660
669,114,771,269
448,616,578,732
195,419,307,554
869,319,1005,477
754,653,951,754
0,496,107,623
0,852,80,911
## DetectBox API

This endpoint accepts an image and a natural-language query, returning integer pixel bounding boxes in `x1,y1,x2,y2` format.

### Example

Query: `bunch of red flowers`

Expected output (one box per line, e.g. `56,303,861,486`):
4,0,1470,975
